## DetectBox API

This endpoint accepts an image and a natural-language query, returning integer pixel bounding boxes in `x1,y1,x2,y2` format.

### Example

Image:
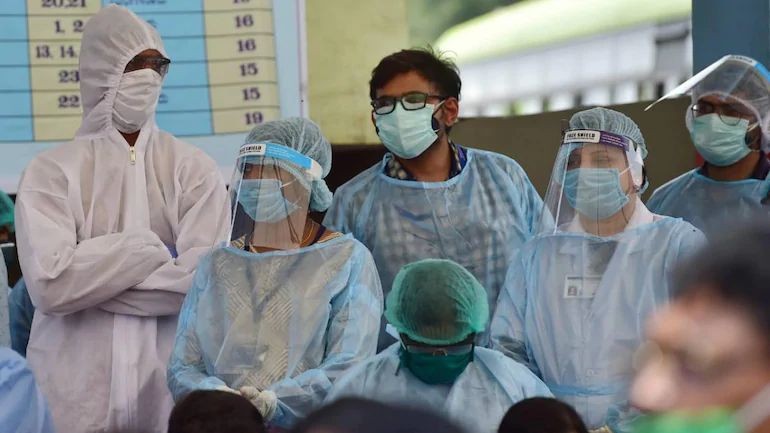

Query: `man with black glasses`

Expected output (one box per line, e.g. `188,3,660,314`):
648,55,770,237
324,48,543,350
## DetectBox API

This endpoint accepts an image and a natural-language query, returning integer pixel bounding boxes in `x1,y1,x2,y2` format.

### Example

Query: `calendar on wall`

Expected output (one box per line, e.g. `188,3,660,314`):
0,0,307,190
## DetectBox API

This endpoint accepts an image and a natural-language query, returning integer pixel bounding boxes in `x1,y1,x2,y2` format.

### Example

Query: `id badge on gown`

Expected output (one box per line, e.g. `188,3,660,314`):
563,275,601,299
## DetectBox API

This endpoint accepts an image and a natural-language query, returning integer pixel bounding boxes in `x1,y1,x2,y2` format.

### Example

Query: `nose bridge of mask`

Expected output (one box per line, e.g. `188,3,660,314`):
735,382,770,432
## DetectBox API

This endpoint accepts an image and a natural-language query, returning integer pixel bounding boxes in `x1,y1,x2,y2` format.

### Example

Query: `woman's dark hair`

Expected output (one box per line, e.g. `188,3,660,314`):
673,221,770,350
290,398,467,433
168,390,265,433
369,47,461,101
499,398,589,433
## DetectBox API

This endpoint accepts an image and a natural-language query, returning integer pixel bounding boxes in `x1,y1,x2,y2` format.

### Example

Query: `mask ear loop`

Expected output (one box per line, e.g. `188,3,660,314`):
745,122,762,149
431,100,448,134
736,382,770,432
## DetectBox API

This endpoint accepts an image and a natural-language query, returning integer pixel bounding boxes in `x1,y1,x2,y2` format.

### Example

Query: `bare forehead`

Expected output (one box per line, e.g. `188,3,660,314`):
653,293,765,353
570,143,625,156
131,49,162,60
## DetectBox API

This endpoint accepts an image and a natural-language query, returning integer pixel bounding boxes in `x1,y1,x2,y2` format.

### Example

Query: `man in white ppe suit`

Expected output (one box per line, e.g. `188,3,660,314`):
14,5,229,433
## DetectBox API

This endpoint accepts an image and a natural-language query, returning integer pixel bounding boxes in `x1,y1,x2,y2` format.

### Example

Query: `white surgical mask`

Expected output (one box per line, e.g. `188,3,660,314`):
375,102,444,159
112,69,162,133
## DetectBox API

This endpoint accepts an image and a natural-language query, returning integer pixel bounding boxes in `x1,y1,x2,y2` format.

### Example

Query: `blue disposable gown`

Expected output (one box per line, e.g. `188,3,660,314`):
9,279,34,357
490,217,704,432
326,344,552,433
167,234,383,428
647,168,770,237
0,347,55,433
323,149,542,347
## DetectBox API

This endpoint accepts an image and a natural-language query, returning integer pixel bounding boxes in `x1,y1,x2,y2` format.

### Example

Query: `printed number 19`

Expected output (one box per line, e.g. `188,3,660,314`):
245,112,263,125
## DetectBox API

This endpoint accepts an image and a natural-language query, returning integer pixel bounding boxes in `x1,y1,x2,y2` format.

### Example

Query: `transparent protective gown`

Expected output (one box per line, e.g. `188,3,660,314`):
647,55,770,236
167,142,383,428
0,348,55,433
324,149,543,348
647,169,770,237
490,130,705,432
326,345,552,433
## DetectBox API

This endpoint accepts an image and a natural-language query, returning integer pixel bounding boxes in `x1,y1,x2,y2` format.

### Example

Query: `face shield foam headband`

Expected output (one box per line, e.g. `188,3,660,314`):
237,142,323,181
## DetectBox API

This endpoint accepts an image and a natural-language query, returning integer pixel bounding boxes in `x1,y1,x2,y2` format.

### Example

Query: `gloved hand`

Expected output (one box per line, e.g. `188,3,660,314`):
240,386,278,421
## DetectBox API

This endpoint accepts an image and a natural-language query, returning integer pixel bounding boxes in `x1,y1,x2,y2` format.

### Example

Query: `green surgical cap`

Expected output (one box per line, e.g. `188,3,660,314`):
385,259,489,346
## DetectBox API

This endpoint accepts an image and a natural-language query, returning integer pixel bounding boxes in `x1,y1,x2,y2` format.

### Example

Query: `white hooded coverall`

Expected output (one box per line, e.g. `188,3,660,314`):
14,5,229,432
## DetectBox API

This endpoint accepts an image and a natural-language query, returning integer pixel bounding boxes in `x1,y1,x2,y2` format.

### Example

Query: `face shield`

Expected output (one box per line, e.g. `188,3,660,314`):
228,142,323,251
647,55,770,152
539,129,645,236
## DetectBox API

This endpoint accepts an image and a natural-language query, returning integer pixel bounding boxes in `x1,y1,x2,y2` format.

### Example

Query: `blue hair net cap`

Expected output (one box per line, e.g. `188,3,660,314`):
244,117,333,211
569,107,648,159
384,259,489,346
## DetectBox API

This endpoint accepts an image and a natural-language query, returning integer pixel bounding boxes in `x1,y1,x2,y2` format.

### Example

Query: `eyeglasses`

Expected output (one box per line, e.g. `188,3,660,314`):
124,55,171,76
633,340,766,385
401,334,474,356
371,92,445,115
691,100,756,126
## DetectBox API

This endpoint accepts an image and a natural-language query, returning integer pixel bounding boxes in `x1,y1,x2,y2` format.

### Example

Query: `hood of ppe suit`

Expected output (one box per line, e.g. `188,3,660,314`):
77,4,166,138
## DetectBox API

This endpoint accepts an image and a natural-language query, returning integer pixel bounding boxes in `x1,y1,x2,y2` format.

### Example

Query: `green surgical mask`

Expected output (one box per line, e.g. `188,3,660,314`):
633,384,770,433
634,409,740,433
399,346,474,385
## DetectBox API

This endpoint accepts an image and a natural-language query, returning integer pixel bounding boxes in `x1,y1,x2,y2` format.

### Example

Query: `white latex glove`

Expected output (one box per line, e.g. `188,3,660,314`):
240,386,278,421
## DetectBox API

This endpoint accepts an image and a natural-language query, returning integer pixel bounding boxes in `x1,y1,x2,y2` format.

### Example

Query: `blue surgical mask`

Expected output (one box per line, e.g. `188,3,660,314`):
374,103,442,159
237,179,299,223
689,113,753,167
564,168,630,220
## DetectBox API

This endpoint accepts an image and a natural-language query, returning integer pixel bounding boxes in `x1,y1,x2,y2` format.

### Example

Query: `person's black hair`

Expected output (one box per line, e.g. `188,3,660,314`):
168,390,265,433
369,47,461,101
498,398,589,433
672,221,770,352
289,398,467,433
